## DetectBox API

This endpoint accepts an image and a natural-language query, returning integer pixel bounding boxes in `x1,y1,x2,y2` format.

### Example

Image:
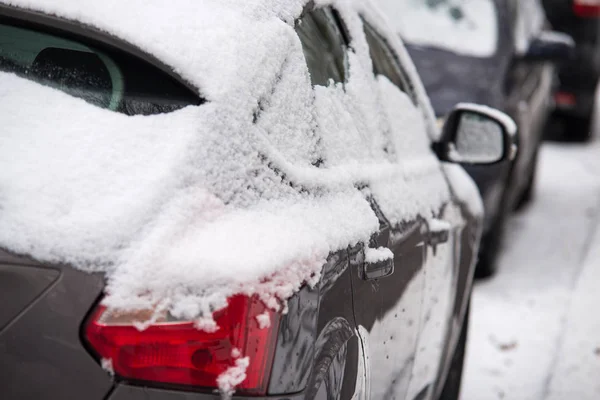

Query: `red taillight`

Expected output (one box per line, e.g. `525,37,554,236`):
85,294,280,395
574,0,600,18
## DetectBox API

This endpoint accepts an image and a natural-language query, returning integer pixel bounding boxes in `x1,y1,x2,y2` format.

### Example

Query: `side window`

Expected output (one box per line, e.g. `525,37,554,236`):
361,20,434,160
295,7,347,87
362,20,413,99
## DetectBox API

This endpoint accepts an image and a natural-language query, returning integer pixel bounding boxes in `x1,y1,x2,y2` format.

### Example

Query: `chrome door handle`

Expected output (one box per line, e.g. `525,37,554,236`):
361,247,394,281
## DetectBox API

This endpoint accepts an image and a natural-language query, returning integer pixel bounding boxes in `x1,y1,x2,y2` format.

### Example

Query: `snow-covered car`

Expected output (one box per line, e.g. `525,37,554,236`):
375,0,574,276
0,1,515,399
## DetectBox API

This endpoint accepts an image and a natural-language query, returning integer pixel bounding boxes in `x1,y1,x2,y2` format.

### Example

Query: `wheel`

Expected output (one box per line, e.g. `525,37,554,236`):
569,115,592,142
475,207,506,279
514,149,538,211
545,113,592,142
438,303,470,400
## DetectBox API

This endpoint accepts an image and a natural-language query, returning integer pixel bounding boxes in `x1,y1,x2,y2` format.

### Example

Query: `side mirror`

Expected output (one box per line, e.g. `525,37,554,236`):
523,31,575,63
433,103,517,165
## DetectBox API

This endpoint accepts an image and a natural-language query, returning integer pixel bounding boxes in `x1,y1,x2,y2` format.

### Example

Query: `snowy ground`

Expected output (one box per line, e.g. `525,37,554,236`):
461,129,600,399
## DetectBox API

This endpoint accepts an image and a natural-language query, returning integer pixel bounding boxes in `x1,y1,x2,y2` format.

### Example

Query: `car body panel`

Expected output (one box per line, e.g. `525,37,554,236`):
349,214,426,399
0,249,112,400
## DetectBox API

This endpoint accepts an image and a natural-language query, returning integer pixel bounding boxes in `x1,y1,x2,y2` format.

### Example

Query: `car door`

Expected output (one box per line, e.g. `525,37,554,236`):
357,17,466,400
347,17,460,400
292,7,430,398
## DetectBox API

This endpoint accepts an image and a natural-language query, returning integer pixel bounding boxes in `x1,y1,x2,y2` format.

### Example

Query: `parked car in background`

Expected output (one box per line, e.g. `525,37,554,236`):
543,0,600,141
376,0,573,276
0,1,516,399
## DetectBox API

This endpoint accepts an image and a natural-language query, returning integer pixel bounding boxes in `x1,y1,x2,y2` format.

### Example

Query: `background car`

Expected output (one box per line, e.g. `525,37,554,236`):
376,0,573,276
0,1,515,400
542,0,600,141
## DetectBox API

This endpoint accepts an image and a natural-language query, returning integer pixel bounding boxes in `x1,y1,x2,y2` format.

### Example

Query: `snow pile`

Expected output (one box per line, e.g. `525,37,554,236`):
217,350,250,398
375,0,499,58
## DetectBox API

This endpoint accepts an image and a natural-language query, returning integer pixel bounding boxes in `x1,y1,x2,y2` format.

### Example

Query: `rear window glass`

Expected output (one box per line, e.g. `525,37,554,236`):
0,23,202,115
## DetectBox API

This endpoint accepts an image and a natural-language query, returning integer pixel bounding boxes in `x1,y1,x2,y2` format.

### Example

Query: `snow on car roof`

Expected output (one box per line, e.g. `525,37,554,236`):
0,0,461,351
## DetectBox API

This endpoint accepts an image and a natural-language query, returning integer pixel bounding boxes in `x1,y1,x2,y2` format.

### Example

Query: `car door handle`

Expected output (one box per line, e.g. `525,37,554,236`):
425,219,450,247
361,247,394,281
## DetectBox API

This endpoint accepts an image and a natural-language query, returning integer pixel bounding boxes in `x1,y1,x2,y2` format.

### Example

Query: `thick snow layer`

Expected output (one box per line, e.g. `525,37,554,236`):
0,0,454,333
461,138,600,400
375,0,499,58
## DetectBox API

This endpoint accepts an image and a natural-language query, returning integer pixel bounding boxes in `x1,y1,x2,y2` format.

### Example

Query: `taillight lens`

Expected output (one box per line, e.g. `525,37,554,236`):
574,0,600,18
85,294,280,395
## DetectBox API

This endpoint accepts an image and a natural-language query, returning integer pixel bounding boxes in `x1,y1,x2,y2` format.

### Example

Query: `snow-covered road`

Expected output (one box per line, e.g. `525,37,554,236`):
461,137,600,400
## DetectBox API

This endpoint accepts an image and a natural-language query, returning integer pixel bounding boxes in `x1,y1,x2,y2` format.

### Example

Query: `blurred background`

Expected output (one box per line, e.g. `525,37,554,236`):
377,1,600,398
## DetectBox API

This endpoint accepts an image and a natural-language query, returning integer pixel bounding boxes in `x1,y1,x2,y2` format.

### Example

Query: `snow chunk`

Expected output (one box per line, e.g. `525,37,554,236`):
365,246,393,263
256,311,271,329
101,358,114,376
217,356,250,398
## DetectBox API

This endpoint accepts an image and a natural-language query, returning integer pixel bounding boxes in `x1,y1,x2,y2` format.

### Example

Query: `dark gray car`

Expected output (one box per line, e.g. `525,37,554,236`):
0,1,515,399
396,0,573,276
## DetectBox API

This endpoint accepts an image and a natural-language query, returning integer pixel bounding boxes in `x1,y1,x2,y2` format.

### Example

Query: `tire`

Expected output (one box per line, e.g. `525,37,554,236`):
475,207,506,279
546,114,592,142
514,149,538,211
438,303,470,400
570,115,592,142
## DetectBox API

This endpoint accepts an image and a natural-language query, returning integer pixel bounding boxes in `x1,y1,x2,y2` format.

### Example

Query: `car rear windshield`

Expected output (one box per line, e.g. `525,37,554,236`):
0,22,202,115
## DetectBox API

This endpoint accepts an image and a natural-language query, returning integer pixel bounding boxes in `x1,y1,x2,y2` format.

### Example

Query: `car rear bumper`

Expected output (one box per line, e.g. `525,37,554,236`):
108,384,306,400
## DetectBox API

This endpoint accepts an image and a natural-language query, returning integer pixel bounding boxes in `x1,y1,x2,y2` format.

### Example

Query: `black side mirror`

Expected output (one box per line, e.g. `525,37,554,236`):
523,31,575,63
433,103,517,165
